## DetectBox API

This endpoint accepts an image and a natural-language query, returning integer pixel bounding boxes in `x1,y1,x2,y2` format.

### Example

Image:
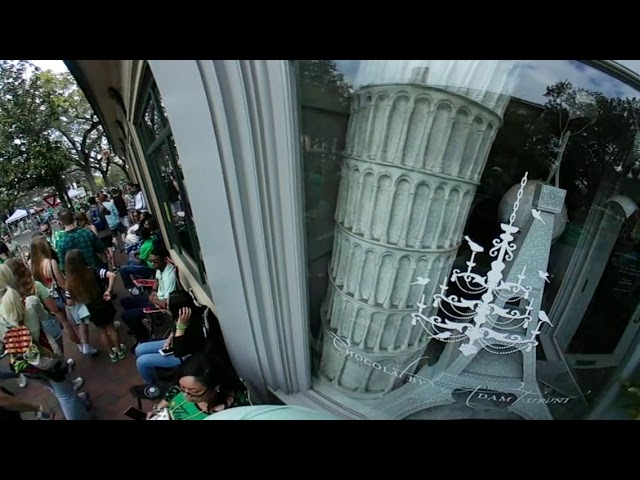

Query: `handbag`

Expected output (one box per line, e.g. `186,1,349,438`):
47,263,65,310
148,407,171,420
0,300,62,375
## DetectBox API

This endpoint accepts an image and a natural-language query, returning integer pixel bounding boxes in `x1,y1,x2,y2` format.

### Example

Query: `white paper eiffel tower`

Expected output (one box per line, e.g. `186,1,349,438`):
369,172,566,420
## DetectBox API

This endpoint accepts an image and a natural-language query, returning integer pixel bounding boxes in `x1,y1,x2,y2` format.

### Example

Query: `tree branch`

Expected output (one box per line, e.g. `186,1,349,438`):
80,121,101,154
57,127,81,156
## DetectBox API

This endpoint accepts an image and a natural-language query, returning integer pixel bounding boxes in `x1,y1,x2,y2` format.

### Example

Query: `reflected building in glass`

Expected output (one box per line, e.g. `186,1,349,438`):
318,60,523,397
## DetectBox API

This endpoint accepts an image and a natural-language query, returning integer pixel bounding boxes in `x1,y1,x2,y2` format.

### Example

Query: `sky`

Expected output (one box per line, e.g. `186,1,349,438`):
29,59,68,74
334,60,639,106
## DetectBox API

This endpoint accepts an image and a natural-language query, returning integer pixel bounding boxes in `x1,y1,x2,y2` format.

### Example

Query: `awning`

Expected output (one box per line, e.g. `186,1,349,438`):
6,209,28,223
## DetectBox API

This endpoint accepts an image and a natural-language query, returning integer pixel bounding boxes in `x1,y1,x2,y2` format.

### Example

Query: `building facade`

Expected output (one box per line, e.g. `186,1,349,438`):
66,59,640,419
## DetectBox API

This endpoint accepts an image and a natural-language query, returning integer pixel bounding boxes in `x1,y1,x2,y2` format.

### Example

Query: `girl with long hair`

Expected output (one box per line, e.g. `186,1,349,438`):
5,258,84,391
30,236,97,355
0,264,92,420
65,249,125,362
30,235,66,292
75,211,98,236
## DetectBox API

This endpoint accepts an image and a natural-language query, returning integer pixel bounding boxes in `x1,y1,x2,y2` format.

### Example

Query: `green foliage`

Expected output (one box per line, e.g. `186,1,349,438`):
35,68,119,192
0,60,131,212
0,60,73,210
488,80,640,219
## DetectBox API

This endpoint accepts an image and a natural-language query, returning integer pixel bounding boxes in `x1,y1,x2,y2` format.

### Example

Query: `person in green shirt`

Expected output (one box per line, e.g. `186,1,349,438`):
118,227,155,296
0,241,12,264
146,352,249,420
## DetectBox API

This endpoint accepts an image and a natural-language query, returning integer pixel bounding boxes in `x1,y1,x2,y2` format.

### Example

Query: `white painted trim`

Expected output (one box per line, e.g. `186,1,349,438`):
210,59,312,393
120,61,132,109
148,60,269,400
128,61,145,124
240,60,312,392
148,60,313,396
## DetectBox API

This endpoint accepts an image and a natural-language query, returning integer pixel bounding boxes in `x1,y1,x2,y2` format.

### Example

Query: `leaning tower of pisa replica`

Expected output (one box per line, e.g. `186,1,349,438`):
318,61,520,397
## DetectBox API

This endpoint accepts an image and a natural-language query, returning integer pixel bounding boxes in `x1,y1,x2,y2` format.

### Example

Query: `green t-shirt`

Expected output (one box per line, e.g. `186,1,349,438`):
35,281,50,303
164,386,250,420
167,391,210,421
139,239,154,268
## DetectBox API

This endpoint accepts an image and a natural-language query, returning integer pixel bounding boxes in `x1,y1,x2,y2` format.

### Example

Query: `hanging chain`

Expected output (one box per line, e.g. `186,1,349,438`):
509,172,528,226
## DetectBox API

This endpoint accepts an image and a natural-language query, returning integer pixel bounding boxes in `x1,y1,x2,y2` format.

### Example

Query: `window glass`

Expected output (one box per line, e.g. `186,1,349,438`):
135,69,207,283
298,60,640,420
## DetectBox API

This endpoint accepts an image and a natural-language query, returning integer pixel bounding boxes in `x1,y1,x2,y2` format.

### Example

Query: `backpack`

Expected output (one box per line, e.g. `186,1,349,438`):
113,195,127,217
0,297,62,375
90,207,107,231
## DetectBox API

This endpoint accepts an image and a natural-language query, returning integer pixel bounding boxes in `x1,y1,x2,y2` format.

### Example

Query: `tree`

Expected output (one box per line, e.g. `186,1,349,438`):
486,80,640,221
299,60,353,112
37,70,129,192
0,60,73,209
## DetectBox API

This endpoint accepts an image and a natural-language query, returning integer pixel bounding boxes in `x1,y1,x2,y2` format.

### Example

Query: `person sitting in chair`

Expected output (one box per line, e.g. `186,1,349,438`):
131,290,209,400
145,351,249,420
120,245,177,351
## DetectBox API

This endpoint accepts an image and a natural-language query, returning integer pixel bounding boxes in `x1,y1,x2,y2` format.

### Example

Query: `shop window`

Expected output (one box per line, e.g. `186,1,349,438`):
297,60,640,420
134,66,207,283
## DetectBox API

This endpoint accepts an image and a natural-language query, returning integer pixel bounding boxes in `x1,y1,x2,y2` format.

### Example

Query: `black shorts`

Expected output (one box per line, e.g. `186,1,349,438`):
100,235,113,248
111,223,126,235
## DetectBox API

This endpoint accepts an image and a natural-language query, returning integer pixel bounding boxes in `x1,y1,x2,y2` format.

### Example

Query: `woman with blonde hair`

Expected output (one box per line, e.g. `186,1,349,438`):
65,249,125,362
0,264,92,420
5,258,84,391
30,236,98,355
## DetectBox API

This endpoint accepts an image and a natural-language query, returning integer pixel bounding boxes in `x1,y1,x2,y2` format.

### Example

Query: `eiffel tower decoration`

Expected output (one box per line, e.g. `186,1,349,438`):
369,172,566,420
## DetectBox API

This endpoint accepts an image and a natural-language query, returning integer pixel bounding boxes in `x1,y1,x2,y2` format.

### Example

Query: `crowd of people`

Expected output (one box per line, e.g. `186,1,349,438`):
0,183,251,421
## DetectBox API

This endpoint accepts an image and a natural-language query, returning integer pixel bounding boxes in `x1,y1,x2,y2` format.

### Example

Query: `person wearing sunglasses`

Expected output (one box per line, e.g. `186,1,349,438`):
39,222,56,252
146,351,249,420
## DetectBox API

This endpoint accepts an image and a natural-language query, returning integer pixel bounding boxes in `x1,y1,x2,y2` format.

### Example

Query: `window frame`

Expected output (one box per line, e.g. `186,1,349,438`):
133,64,207,284
288,59,640,420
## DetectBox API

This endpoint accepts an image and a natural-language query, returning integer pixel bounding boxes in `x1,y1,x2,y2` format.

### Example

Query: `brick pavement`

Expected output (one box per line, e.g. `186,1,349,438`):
0,251,155,420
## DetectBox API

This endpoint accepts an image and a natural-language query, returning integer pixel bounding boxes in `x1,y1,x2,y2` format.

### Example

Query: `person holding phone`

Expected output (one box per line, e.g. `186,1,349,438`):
145,352,249,420
119,246,177,348
131,290,209,400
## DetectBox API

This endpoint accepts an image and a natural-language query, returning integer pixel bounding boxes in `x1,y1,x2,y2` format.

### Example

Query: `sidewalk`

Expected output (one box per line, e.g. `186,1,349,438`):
0,251,148,420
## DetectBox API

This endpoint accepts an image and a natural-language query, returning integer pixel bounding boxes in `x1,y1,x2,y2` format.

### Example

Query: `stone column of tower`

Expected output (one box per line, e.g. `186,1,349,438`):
318,62,518,397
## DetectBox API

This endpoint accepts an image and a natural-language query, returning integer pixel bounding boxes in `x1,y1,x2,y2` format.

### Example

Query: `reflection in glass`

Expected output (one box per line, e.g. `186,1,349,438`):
136,81,206,281
299,59,640,420
143,97,163,142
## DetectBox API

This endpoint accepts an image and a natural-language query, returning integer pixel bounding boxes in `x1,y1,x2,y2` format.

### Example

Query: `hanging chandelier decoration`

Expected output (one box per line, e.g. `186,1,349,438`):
411,172,552,356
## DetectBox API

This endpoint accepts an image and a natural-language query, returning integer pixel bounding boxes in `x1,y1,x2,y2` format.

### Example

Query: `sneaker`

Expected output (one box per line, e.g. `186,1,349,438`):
144,385,162,399
36,407,54,420
66,358,75,372
130,384,162,400
129,287,140,296
72,377,84,391
82,344,98,356
117,343,127,360
76,343,83,353
18,374,27,388
114,320,122,330
109,350,118,363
